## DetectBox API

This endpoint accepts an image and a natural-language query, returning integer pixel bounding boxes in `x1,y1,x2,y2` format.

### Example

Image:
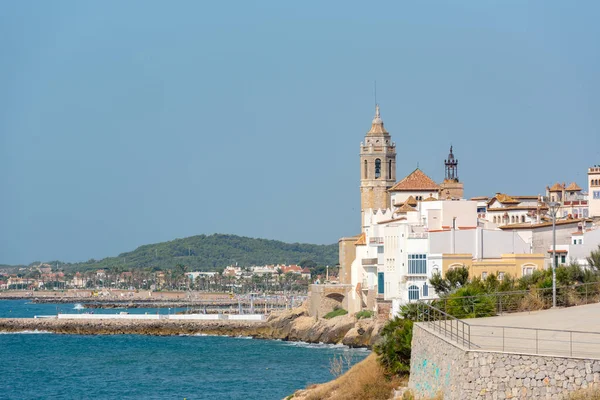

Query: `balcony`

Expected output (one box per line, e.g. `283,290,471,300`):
408,232,428,239
362,258,378,266
369,237,384,245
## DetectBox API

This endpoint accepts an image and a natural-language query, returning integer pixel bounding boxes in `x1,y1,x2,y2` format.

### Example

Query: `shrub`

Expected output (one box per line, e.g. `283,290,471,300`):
445,286,495,318
355,310,374,320
374,317,413,375
323,308,348,319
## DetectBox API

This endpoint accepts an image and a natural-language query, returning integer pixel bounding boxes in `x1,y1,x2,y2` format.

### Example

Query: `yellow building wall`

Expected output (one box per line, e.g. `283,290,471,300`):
441,253,545,280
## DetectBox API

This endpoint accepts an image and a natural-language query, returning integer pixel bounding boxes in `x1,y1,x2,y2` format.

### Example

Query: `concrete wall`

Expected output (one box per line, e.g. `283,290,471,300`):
409,324,600,399
339,236,358,285
53,313,264,321
308,284,353,317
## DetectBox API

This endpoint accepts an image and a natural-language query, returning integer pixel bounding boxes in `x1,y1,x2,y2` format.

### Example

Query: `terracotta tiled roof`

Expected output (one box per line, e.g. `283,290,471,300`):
395,203,418,213
470,196,489,201
405,195,418,207
488,206,548,211
549,182,564,192
499,218,589,230
565,182,582,191
490,194,520,205
423,196,437,202
377,217,407,225
354,233,366,246
389,169,439,192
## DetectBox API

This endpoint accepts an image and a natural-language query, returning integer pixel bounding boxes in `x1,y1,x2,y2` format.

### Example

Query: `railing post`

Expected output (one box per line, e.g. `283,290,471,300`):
468,324,471,349
499,296,502,315
502,327,505,352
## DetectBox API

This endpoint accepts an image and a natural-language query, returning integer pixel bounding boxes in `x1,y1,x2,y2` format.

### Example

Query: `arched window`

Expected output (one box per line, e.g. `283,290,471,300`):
375,159,381,178
364,160,368,179
422,283,429,297
521,215,526,223
493,216,497,223
388,160,392,179
408,285,419,301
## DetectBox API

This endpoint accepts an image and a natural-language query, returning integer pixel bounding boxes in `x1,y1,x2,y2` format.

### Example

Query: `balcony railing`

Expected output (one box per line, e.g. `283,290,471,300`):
361,258,378,266
369,237,384,245
408,232,428,239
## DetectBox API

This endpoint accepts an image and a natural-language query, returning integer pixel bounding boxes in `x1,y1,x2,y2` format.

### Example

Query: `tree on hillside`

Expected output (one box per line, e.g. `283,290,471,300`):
300,259,317,269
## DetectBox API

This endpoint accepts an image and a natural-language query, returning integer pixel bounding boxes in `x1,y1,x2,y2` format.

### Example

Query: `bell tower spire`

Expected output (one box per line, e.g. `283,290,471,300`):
360,104,397,230
440,145,464,199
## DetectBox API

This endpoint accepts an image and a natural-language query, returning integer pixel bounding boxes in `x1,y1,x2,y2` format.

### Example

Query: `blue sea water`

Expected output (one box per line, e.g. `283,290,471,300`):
0,299,185,318
0,301,369,399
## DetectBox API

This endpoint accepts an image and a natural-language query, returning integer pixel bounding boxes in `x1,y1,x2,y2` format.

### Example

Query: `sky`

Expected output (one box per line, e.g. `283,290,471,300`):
1,1,599,265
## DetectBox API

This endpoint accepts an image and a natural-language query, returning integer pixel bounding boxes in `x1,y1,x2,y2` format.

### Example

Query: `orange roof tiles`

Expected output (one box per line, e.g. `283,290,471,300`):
354,233,366,246
549,183,564,192
395,203,418,213
566,182,582,191
490,194,520,205
405,195,418,207
423,196,438,202
389,168,439,192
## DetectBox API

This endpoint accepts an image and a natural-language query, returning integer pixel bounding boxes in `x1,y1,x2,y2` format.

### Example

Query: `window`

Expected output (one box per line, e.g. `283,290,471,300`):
408,254,427,274
521,216,526,223
482,272,488,279
594,191,600,200
579,239,583,245
574,239,577,245
523,267,534,276
364,160,368,179
375,159,381,178
408,285,419,301
561,255,566,264
563,211,568,217
422,283,429,297
584,209,589,218
388,160,392,179
498,272,505,280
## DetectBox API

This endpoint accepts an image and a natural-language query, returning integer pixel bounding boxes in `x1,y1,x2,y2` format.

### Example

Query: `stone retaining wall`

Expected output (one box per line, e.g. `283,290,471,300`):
409,324,600,399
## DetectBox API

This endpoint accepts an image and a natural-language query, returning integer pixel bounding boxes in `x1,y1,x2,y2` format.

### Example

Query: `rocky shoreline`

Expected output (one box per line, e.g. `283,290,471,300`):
0,305,384,348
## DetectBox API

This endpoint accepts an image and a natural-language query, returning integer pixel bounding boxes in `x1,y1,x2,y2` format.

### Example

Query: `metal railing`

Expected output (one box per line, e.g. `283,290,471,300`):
414,302,477,349
414,301,600,359
431,281,600,319
468,325,600,359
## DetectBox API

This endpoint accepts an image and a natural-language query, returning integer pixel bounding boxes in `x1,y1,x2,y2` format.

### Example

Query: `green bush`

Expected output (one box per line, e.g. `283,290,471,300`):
323,308,348,319
374,317,413,375
355,310,374,319
445,286,496,318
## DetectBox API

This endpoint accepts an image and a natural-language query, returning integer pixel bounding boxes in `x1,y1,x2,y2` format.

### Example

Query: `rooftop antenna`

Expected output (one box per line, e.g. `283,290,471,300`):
374,80,378,107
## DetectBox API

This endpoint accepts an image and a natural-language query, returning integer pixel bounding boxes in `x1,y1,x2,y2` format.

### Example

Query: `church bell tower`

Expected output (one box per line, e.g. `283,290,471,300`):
439,145,464,200
360,105,397,229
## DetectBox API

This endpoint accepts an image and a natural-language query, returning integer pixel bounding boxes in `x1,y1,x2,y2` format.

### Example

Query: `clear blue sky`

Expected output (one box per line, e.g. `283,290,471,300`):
1,1,599,265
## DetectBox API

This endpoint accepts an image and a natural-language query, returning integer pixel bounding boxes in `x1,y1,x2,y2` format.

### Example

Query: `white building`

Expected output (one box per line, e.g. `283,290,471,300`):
590,166,600,218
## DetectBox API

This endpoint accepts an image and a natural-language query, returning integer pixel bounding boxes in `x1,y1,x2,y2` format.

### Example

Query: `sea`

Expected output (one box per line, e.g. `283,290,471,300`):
0,300,369,400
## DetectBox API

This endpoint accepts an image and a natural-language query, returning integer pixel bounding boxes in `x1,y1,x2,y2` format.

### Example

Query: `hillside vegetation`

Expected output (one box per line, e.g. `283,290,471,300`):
50,234,338,272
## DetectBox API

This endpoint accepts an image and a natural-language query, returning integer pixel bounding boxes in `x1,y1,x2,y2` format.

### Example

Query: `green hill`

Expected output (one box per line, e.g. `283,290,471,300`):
57,234,339,272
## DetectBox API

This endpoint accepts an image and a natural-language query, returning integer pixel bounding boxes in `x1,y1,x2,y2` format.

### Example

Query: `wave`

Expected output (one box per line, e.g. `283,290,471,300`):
0,330,52,335
283,341,371,352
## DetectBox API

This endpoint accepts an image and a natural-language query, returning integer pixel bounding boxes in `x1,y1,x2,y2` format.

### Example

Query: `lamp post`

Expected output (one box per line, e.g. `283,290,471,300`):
547,201,560,308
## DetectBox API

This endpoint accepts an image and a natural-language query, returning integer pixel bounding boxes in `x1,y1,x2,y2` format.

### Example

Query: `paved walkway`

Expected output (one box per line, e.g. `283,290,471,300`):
462,302,600,358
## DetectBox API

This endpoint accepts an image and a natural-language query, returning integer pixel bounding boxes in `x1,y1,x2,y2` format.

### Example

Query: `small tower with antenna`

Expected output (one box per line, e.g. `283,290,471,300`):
439,145,464,200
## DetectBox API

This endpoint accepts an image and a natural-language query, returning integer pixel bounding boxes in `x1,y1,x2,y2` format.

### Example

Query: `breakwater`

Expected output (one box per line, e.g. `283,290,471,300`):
0,305,384,347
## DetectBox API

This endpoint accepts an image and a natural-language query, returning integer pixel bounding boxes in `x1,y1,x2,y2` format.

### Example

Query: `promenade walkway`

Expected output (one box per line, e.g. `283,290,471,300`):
466,302,600,358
